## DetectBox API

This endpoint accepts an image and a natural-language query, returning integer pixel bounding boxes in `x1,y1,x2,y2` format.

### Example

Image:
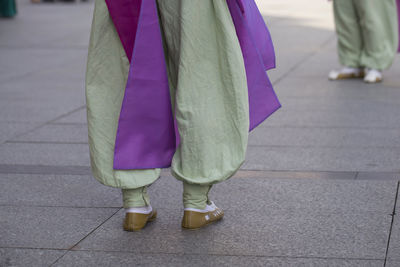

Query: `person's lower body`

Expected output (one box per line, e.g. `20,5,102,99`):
0,0,16,17
86,0,249,231
329,0,399,83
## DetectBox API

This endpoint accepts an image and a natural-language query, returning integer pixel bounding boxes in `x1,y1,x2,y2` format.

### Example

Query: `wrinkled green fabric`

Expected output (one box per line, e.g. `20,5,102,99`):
122,187,150,208
157,0,249,185
333,0,398,70
86,0,249,191
182,182,212,209
86,0,160,189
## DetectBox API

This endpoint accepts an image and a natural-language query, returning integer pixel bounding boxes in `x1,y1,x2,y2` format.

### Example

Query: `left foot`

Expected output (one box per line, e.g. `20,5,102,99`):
123,206,157,231
364,69,383,83
181,201,224,230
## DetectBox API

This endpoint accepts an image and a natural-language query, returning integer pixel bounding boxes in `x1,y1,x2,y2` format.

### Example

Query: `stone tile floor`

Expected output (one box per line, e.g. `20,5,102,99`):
0,0,399,266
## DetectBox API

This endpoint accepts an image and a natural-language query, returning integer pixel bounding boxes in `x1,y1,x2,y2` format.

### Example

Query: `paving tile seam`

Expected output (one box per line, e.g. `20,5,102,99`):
0,246,68,252
2,164,399,180
5,141,88,145
49,208,123,267
64,249,386,261
0,164,92,175
272,34,336,86
258,125,400,130
0,45,88,50
0,205,122,209
247,144,400,149
48,122,87,126
384,181,400,266
8,140,400,149
258,124,400,130
1,106,86,145
0,205,393,215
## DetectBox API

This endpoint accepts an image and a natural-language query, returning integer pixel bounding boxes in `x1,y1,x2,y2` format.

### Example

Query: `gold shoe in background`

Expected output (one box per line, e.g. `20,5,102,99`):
182,201,224,230
123,209,157,232
328,67,365,80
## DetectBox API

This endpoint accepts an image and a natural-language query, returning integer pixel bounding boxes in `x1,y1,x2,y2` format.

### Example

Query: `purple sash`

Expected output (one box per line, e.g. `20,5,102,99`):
106,0,280,169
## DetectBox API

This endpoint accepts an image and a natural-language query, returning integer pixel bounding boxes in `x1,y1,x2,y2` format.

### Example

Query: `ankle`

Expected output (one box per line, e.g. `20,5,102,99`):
182,182,212,210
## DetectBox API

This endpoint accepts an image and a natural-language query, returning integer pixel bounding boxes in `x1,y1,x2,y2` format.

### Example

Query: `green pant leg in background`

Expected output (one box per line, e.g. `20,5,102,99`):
157,0,249,188
333,0,363,68
355,0,398,70
0,0,17,17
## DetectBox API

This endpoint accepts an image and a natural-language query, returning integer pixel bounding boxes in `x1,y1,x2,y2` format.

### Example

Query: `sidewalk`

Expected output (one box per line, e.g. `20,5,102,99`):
0,0,399,266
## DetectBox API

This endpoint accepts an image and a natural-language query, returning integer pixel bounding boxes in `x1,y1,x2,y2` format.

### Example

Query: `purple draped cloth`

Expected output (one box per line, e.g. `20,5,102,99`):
106,0,281,169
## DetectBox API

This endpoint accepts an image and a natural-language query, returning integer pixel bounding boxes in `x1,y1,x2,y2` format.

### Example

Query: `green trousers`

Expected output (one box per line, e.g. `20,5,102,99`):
122,183,212,209
87,0,249,209
333,0,399,70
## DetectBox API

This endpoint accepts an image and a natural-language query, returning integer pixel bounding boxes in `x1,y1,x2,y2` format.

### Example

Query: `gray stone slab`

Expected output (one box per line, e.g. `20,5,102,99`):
387,260,400,267
0,248,65,267
356,172,400,181
0,206,118,249
0,164,91,175
75,209,390,259
233,170,356,180
0,122,39,144
249,126,400,148
0,143,90,166
0,83,85,123
11,124,88,144
261,103,400,129
0,173,121,207
53,109,87,124
55,251,383,267
0,1,93,48
150,175,397,214
387,215,400,261
244,145,400,172
0,48,85,83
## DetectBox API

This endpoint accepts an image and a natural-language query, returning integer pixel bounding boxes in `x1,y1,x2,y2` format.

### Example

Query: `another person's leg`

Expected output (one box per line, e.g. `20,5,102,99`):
329,0,364,80
355,0,399,83
157,0,249,229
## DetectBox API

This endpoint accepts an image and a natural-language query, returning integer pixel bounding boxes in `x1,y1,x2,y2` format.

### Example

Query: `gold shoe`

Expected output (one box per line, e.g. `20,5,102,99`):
123,209,157,232
328,68,365,80
182,202,224,230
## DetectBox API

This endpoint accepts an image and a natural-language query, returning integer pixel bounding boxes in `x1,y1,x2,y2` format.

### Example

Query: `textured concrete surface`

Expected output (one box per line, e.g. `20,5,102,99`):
0,0,399,266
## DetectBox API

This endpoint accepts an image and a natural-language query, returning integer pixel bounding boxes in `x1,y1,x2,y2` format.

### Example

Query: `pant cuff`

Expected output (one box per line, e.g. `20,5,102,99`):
183,182,212,209
122,186,150,208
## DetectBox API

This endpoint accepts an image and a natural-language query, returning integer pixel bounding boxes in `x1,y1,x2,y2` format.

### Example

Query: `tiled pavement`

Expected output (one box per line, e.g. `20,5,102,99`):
0,0,399,266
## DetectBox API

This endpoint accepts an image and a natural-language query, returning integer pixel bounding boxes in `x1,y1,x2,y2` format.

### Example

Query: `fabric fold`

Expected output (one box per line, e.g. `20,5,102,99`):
106,0,281,169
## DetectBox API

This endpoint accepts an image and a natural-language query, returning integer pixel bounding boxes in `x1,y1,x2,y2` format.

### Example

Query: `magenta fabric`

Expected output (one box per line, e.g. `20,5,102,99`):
109,0,176,169
226,0,280,131
105,0,141,62
106,0,280,169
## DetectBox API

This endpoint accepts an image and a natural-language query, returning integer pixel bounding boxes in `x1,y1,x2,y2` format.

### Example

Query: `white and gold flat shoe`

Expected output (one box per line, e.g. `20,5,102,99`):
182,201,224,230
123,206,157,232
328,67,364,80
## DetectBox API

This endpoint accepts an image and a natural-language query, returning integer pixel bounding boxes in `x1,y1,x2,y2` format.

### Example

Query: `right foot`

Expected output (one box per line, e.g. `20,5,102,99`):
123,206,157,231
182,201,224,230
328,67,364,80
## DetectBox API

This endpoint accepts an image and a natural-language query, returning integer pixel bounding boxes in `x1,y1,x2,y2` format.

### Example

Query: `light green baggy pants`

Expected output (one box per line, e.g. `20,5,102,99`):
333,0,399,70
86,0,249,210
